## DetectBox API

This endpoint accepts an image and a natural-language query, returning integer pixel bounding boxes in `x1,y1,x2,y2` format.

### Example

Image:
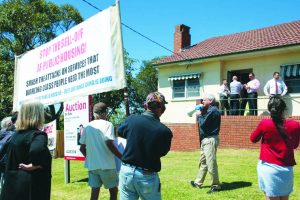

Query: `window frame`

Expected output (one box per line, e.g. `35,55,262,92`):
281,64,300,94
171,78,200,99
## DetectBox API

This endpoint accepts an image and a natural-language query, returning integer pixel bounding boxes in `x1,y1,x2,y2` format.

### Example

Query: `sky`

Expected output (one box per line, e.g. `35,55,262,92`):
49,0,300,69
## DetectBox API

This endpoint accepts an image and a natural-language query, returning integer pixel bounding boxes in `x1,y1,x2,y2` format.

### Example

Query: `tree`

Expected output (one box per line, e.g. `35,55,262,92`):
96,56,160,122
131,57,160,113
92,50,137,119
0,0,83,127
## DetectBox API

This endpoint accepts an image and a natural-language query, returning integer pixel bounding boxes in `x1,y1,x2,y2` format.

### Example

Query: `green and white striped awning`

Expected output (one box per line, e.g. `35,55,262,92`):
168,73,201,81
280,64,300,77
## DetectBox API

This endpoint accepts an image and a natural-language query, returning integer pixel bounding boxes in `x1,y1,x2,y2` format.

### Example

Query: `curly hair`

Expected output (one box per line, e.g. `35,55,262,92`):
267,96,287,140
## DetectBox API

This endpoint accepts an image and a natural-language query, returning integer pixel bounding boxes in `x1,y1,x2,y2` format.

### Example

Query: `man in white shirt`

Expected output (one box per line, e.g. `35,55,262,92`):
244,73,260,115
80,102,122,200
264,72,288,97
230,76,243,115
218,79,230,115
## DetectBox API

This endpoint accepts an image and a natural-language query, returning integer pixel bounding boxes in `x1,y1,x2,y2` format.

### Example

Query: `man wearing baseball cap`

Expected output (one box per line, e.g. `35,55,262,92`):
118,92,173,200
80,102,122,200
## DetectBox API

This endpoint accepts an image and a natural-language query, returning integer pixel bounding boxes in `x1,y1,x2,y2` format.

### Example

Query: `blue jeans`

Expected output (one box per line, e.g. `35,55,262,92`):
119,164,161,200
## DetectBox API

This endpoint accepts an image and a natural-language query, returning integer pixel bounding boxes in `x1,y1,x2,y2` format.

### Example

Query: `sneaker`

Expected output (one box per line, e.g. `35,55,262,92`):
207,185,221,194
190,181,202,188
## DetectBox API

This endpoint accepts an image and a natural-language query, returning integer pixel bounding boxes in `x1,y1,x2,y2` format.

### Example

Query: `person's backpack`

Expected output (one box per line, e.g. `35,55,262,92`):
0,130,15,172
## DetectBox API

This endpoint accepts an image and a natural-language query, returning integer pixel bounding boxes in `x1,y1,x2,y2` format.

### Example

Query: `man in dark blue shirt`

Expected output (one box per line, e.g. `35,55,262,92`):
118,92,173,200
191,94,221,193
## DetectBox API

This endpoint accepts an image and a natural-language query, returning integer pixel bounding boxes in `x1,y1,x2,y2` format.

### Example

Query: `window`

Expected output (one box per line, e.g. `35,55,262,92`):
169,73,201,98
281,64,300,93
173,80,185,98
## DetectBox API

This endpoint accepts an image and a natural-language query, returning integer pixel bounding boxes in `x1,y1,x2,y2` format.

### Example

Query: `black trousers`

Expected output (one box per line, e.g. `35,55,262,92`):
230,94,240,116
248,92,258,116
240,96,247,116
219,96,230,115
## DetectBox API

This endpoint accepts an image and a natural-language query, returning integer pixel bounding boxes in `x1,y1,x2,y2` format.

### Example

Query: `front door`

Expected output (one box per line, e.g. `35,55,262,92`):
227,69,252,85
227,69,252,115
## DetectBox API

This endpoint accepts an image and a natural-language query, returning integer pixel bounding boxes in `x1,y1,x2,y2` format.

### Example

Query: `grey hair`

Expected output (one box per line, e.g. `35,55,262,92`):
203,94,216,102
1,117,12,129
93,112,100,119
232,76,238,81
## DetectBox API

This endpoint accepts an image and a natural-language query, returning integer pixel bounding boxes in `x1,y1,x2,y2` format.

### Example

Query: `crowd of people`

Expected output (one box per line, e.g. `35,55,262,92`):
191,93,300,200
79,92,172,200
218,71,288,116
0,86,299,200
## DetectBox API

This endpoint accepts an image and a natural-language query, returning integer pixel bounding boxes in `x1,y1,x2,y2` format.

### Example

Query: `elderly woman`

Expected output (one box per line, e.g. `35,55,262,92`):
250,96,300,200
0,100,52,200
0,117,12,133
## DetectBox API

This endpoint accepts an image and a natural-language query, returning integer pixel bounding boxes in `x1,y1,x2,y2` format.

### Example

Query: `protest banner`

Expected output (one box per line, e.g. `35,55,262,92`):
13,3,126,110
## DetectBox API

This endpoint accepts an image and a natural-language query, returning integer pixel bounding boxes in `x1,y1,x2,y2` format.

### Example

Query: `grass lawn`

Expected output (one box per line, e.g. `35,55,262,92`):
51,149,300,200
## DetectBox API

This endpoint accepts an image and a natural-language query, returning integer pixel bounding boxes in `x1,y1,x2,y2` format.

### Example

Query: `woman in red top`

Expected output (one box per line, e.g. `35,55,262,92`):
250,96,300,200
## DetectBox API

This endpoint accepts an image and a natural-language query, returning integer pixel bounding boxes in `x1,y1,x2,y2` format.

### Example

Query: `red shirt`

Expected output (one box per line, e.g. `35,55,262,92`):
250,119,300,166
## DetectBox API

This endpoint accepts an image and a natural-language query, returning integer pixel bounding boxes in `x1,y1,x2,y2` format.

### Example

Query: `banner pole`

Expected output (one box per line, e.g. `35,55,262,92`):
64,160,70,184
124,87,130,117
116,0,130,117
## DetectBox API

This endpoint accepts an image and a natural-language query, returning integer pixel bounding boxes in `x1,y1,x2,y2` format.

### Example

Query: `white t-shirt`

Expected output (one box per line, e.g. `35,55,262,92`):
79,119,116,171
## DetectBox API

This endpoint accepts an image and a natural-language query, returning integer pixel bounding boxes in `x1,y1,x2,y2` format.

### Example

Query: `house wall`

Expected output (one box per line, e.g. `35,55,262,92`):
223,51,300,116
158,61,221,123
158,50,300,124
165,116,300,151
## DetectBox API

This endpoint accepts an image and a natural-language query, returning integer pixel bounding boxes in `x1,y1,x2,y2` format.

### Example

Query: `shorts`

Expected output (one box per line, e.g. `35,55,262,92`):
88,169,118,189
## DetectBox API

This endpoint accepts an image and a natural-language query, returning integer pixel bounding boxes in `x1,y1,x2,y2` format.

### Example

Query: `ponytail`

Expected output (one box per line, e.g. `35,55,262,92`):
268,97,287,140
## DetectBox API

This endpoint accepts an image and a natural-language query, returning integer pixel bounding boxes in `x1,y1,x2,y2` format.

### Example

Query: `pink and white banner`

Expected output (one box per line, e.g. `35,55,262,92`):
13,4,125,110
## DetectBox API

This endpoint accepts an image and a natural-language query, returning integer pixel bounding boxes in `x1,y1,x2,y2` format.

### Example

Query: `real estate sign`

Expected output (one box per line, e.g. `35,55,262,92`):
64,96,92,160
13,3,126,110
43,120,57,152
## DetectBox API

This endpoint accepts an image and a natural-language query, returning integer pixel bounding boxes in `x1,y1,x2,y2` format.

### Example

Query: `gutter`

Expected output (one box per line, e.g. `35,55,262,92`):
153,43,300,67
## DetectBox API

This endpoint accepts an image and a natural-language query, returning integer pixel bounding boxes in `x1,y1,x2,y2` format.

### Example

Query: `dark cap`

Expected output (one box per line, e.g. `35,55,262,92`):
93,102,107,115
145,92,168,105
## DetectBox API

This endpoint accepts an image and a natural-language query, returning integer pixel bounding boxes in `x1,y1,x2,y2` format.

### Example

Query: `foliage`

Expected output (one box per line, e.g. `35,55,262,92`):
92,50,137,120
109,107,126,126
50,149,300,199
0,0,160,127
0,59,14,118
94,56,160,123
131,57,160,113
0,0,83,125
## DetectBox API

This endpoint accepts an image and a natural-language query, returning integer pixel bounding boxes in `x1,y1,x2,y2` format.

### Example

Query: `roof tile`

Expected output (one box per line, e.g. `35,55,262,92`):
156,20,300,65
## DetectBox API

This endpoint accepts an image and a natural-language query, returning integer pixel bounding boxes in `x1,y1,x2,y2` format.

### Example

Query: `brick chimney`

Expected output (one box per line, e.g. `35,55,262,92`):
174,24,191,53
